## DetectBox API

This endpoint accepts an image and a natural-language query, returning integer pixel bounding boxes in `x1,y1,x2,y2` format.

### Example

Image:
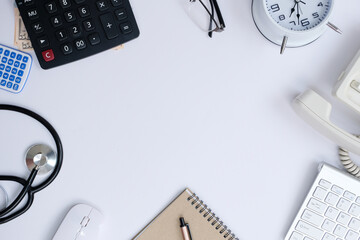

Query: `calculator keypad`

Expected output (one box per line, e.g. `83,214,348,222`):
0,45,32,94
15,0,140,69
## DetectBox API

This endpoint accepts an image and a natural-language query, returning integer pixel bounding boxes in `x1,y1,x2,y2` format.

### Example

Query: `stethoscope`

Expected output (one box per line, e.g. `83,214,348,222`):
0,104,63,224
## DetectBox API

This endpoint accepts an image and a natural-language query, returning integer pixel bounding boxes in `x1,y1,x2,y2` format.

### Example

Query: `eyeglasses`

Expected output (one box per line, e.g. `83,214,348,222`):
186,0,225,37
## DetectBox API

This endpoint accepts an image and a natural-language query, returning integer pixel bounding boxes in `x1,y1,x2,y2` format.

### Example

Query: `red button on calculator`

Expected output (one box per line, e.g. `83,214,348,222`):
42,49,54,62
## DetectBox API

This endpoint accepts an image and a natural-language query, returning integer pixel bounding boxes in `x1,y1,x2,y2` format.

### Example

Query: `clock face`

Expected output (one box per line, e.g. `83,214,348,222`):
265,0,332,31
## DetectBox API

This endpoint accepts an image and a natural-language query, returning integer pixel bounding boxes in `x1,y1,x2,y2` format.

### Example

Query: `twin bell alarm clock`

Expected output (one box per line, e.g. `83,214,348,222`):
252,0,341,54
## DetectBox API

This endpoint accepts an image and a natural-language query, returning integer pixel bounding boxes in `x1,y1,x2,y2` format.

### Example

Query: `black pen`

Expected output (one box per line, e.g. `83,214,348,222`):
179,217,192,240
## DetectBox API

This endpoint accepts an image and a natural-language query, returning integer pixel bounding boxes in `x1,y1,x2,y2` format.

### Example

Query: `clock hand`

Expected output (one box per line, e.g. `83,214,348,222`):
296,3,300,24
289,2,297,17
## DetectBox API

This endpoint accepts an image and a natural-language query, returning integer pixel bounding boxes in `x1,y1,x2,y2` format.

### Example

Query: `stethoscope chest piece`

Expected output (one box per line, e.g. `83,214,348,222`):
26,144,56,175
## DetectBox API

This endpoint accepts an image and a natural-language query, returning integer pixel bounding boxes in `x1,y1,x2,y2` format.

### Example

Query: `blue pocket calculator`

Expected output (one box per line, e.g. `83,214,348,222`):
0,44,32,94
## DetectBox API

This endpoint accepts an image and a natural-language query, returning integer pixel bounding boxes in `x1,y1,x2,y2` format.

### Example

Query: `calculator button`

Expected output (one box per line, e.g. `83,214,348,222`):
115,9,127,21
0,80,5,86
9,75,15,81
24,0,35,6
78,6,91,18
4,50,10,56
100,13,119,39
111,0,122,7
20,63,26,70
5,66,11,72
61,43,73,55
83,19,95,31
120,22,132,34
51,16,63,27
45,2,58,13
11,68,17,75
42,50,55,62
16,54,22,61
6,82,13,89
13,84,19,91
96,0,109,11
59,0,71,9
38,37,50,48
17,70,24,77
22,56,29,63
8,59,14,66
88,33,101,45
15,77,21,83
64,11,77,22
70,25,82,37
27,9,39,20
0,64,4,70
3,73,9,80
1,57,8,63
74,39,87,50
56,29,68,41
10,52,16,58
32,22,44,34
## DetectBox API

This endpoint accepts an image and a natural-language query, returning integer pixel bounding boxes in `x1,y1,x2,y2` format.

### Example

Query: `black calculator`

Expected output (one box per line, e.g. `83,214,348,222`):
15,0,140,69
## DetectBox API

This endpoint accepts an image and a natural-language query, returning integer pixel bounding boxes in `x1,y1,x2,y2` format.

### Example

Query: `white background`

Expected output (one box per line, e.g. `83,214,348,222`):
1,0,360,239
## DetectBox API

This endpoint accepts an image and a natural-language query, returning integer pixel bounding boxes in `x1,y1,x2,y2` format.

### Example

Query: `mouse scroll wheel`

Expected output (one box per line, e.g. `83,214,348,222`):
80,216,90,227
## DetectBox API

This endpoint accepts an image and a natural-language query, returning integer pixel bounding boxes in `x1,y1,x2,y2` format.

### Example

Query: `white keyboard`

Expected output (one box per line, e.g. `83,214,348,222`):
285,164,360,240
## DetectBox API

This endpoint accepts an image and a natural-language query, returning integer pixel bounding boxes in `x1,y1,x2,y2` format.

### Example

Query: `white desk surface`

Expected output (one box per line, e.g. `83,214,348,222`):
1,0,360,239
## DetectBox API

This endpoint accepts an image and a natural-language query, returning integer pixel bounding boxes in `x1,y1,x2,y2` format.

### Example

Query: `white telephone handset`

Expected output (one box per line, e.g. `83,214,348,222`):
293,49,360,176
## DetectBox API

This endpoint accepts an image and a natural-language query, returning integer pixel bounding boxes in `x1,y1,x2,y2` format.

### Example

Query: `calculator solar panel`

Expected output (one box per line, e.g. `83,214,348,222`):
15,0,140,69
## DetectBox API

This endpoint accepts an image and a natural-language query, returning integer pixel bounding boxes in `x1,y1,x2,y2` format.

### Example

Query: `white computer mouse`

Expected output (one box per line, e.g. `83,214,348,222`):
52,204,104,240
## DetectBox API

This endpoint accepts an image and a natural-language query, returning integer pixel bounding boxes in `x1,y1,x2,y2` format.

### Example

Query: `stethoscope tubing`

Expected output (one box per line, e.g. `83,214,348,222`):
0,104,63,224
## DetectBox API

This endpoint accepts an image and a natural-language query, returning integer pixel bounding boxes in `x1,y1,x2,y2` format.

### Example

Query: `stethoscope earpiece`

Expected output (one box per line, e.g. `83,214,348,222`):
25,144,57,175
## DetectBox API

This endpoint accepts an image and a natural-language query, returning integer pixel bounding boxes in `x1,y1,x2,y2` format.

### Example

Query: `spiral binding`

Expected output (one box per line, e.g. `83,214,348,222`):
186,192,239,240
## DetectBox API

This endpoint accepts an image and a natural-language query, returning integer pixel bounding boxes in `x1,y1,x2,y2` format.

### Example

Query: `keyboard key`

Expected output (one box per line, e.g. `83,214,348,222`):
289,232,303,240
314,187,327,200
343,191,356,201
8,59,14,66
64,10,76,22
337,198,351,212
15,77,21,83
17,70,24,77
42,50,55,62
348,218,360,231
16,54,22,61
111,0,122,6
308,198,327,214
325,206,339,220
61,43,73,55
11,68,17,74
0,64,4,70
45,2,58,13
83,19,95,31
27,9,39,20
319,179,332,189
59,0,71,9
51,16,63,27
0,80,5,86
345,230,359,240
10,52,16,58
56,29,68,41
88,33,101,45
78,6,90,17
356,197,360,204
295,221,324,240
22,56,29,63
0,71,2,77
4,50,9,56
14,61,20,67
115,9,127,20
322,219,336,232
32,22,44,34
2,57,8,63
13,84,19,91
0,48,2,54
74,39,87,50
70,25,82,37
120,22,132,34
9,75,15,81
348,203,360,216
322,233,336,240
5,66,11,72
20,63,26,70
4,73,9,79
301,209,324,226
325,192,339,206
100,13,119,39
6,82,13,89
96,0,109,11
332,185,343,195
333,224,347,238
337,212,351,225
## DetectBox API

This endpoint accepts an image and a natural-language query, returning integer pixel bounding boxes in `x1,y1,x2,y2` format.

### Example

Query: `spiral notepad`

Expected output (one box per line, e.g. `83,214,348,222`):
132,188,238,240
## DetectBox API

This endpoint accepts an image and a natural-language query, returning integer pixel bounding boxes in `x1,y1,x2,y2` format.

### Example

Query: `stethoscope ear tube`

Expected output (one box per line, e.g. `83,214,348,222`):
0,104,63,224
